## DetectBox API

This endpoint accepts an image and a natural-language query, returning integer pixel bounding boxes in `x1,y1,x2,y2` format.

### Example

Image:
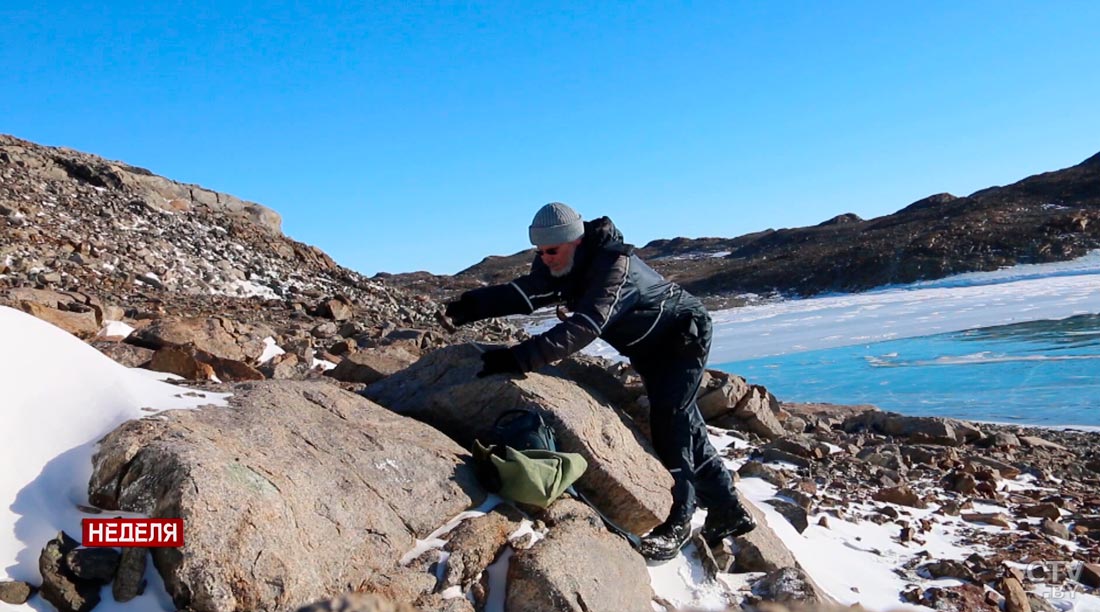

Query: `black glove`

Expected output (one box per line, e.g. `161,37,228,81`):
443,295,476,327
477,347,523,378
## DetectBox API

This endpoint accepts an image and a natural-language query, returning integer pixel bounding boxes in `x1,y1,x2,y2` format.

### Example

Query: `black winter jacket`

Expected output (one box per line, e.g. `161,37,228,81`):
459,217,709,371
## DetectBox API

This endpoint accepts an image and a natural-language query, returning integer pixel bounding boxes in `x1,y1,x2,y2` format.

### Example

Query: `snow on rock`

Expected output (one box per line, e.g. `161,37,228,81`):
0,305,228,588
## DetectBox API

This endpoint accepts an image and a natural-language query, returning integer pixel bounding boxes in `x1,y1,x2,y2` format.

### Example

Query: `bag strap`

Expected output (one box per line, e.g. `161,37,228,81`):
567,485,642,550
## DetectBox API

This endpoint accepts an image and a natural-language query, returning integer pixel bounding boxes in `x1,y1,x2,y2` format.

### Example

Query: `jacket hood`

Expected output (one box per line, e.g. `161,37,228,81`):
582,217,632,254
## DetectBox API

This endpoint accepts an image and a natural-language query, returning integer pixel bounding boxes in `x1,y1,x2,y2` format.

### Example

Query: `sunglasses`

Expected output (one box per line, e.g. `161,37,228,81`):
536,247,560,257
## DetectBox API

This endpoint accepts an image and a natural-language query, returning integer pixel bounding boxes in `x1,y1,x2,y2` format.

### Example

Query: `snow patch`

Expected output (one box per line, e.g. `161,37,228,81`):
0,306,228,608
258,336,285,364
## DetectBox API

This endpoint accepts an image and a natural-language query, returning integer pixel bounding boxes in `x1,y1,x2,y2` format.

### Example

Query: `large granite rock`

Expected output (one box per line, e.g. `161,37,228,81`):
89,380,482,612
364,344,673,534
506,500,654,612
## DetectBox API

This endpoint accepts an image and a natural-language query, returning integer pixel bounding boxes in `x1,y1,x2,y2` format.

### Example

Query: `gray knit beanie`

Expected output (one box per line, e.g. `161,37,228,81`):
529,202,584,246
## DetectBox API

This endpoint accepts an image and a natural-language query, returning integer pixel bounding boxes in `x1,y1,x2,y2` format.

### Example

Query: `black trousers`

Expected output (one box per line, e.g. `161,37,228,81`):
630,310,737,521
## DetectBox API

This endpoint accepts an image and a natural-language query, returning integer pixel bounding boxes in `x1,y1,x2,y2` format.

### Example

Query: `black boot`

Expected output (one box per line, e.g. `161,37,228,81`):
638,512,694,561
701,502,756,546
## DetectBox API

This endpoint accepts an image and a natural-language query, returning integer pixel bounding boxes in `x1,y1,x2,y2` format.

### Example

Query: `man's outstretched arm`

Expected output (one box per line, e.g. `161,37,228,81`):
444,270,560,326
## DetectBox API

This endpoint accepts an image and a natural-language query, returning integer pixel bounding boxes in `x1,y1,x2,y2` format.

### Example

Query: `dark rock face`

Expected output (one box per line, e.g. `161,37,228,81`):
88,380,481,611
765,499,809,533
112,547,147,602
38,532,100,612
64,547,120,583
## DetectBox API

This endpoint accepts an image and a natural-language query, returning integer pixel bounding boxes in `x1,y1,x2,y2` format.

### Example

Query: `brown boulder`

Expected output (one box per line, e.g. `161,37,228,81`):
999,576,1031,612
1039,518,1071,540
5,287,75,310
966,454,1022,479
259,353,303,379
919,584,996,610
318,298,354,321
148,344,264,382
128,316,274,362
1020,436,1068,451
727,385,785,440
0,581,34,605
148,345,216,380
961,513,1013,528
38,531,99,612
946,471,978,494
738,461,789,489
765,436,828,460
327,345,419,384
697,370,749,421
1020,503,1061,521
732,494,799,573
871,485,926,509
1079,563,1100,589
19,301,100,338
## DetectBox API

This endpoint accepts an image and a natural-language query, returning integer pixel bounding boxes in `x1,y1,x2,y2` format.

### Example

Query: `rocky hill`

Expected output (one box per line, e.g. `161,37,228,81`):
0,134,516,381
1,134,409,308
5,135,1100,611
382,152,1100,308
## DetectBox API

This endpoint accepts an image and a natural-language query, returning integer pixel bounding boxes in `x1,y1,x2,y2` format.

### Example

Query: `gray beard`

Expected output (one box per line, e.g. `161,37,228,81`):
549,256,575,278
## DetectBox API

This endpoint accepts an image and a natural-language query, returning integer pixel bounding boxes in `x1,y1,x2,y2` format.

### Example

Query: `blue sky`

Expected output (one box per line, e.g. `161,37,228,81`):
3,2,1099,276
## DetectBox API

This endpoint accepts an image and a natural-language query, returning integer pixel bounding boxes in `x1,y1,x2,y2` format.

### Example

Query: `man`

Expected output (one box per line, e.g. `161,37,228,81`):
443,202,756,561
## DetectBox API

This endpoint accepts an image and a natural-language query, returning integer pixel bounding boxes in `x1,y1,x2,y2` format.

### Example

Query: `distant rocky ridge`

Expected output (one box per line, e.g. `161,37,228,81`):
381,152,1100,308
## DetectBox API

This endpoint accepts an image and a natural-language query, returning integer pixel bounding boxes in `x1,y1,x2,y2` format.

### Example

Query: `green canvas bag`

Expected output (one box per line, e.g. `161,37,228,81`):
473,441,587,508
471,409,641,549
